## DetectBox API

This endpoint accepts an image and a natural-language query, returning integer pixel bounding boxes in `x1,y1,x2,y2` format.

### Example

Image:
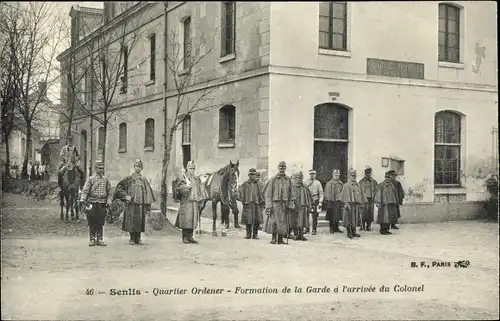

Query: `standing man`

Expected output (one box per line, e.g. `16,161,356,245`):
388,170,405,229
238,168,265,239
304,169,324,235
174,161,208,244
358,166,378,231
324,169,344,234
339,169,367,239
114,159,156,245
263,161,296,245
374,171,398,235
290,171,313,241
58,135,85,189
80,161,112,247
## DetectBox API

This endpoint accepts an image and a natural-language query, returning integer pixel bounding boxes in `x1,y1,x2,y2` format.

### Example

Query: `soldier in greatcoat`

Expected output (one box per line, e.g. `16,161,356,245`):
340,169,368,239
263,161,296,245
358,166,378,231
114,159,156,245
80,161,112,247
388,169,405,229
238,168,265,239
324,169,344,234
374,171,399,235
290,171,313,241
304,169,324,235
174,161,208,244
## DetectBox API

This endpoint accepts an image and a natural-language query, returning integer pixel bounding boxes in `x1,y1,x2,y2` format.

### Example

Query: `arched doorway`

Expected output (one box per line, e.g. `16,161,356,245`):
80,130,88,178
313,103,349,184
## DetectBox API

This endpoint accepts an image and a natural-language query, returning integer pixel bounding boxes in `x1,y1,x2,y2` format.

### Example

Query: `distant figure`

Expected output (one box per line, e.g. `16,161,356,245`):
39,163,46,180
374,171,399,235
58,135,84,189
27,161,33,180
388,170,405,229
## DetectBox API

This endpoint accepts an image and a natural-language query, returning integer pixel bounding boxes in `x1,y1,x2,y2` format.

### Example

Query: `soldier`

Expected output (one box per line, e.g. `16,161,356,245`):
290,171,313,241
263,161,296,245
388,170,405,229
358,166,378,231
80,161,112,247
114,159,156,245
174,161,208,244
324,169,344,234
374,171,399,235
304,169,324,235
238,168,265,239
339,169,367,239
58,135,85,189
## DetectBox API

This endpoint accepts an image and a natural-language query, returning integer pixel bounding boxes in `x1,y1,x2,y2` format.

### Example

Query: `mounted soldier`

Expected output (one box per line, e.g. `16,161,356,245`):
58,135,85,190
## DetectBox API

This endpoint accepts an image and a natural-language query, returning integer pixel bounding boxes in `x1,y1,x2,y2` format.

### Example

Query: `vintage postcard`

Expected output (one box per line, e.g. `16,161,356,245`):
1,1,498,320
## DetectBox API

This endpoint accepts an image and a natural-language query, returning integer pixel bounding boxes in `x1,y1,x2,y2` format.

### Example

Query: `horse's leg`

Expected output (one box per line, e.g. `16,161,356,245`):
75,193,79,221
59,191,64,220
212,200,218,236
221,203,228,237
70,192,75,220
65,194,70,221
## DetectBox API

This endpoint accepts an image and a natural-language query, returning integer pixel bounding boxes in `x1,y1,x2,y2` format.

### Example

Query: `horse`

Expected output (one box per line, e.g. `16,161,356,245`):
199,160,241,237
59,163,82,222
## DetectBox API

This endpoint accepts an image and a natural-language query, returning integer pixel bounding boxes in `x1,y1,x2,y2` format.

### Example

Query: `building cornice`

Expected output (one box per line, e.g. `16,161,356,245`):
269,65,498,93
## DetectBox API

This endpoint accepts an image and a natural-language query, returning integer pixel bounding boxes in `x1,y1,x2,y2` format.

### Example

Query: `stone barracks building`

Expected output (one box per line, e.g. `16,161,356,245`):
58,2,497,222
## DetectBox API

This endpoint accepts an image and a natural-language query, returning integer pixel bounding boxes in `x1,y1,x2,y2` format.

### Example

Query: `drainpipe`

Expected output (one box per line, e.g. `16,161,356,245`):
161,1,168,215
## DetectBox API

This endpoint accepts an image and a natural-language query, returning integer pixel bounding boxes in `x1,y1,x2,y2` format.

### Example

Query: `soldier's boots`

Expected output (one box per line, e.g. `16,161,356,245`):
391,224,399,230
270,232,277,244
252,224,259,239
129,233,136,245
245,225,252,239
88,227,96,246
329,221,334,234
134,232,144,245
277,234,287,245
287,227,294,239
334,222,344,233
234,214,241,228
347,227,353,239
182,229,190,244
96,226,107,246
187,229,198,244
352,227,360,238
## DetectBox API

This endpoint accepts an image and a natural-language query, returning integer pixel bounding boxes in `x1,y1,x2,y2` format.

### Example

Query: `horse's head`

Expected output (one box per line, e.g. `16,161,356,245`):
228,160,240,195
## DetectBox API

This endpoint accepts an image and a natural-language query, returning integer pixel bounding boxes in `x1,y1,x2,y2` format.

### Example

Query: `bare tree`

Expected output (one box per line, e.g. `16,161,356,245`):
159,29,244,215
1,2,65,177
66,18,140,168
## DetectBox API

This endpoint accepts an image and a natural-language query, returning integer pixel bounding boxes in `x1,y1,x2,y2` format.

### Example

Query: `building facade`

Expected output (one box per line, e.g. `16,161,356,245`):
59,2,497,220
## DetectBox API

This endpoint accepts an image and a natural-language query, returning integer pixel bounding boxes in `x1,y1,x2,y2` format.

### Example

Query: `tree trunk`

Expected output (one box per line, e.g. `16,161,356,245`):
102,119,107,171
22,128,32,178
4,133,11,177
160,130,175,215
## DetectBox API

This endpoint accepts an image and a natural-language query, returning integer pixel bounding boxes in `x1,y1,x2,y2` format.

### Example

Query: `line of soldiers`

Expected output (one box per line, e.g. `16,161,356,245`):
236,161,406,244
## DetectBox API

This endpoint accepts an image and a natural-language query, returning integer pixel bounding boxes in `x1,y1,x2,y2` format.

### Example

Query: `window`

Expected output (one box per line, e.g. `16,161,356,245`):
438,4,460,63
149,34,156,81
314,103,348,140
221,1,236,57
98,126,105,152
145,118,155,149
434,111,462,186
120,46,128,93
219,105,236,144
319,2,347,51
183,17,192,70
182,115,191,145
118,123,127,152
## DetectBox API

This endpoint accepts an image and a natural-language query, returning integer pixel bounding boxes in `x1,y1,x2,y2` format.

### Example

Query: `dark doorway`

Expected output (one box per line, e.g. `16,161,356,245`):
80,130,87,179
182,115,191,169
182,145,191,169
313,141,348,185
313,103,350,185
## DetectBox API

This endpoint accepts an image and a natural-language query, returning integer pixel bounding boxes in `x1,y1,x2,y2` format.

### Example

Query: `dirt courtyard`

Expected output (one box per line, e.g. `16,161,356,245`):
1,193,499,320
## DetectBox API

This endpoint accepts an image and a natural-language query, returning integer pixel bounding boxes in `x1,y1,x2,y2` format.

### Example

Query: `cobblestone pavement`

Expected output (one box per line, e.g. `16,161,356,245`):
1,193,499,320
